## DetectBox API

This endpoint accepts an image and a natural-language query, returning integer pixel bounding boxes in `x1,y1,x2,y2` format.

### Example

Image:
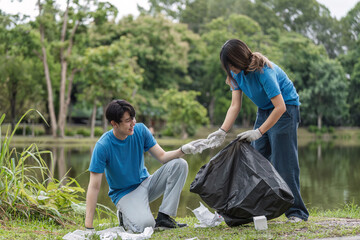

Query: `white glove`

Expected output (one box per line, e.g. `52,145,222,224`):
181,139,208,154
237,129,262,142
207,128,227,148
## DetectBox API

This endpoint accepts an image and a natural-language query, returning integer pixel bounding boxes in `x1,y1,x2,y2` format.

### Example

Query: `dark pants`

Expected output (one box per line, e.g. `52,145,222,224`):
252,105,309,220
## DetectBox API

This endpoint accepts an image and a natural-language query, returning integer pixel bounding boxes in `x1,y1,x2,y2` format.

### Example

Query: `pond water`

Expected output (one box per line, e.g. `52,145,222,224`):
25,141,360,218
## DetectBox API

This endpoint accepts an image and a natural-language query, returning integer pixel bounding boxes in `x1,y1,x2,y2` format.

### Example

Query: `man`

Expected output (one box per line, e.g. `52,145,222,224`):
85,99,197,233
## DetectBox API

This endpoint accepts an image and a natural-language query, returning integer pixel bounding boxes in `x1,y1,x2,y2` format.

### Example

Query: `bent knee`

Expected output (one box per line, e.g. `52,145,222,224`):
173,158,188,173
128,217,155,233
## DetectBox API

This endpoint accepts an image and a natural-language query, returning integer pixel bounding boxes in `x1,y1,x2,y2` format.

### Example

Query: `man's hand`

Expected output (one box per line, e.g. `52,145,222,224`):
237,129,262,142
207,128,227,148
181,139,208,154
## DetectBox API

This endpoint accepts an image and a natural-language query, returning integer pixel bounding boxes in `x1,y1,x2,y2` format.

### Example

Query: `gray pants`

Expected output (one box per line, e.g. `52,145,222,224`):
115,158,188,232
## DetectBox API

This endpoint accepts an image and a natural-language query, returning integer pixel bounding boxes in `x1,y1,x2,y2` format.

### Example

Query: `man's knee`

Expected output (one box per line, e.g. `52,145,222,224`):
137,217,156,232
171,158,188,175
125,215,155,232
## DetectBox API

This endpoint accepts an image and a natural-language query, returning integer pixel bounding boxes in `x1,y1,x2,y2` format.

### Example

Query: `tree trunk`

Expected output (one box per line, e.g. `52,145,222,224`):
90,101,97,138
58,1,79,138
38,0,57,137
10,86,16,132
317,113,322,130
208,96,215,125
103,103,108,132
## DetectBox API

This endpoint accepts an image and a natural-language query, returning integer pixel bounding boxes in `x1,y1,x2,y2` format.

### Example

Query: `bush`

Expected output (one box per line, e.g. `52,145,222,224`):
94,127,104,137
0,111,86,225
308,125,319,133
65,129,76,136
76,128,90,137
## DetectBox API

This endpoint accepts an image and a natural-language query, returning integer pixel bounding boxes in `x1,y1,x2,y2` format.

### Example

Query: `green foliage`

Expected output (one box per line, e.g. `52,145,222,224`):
76,128,91,137
160,89,209,137
0,110,85,225
300,58,349,126
116,15,193,91
94,127,103,137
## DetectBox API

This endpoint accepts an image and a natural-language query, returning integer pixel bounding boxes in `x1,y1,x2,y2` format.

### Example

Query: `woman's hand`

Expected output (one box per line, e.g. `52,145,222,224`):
207,128,227,148
237,129,262,142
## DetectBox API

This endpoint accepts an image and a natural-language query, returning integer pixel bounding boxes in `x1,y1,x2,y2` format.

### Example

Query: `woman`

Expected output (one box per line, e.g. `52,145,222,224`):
207,39,309,222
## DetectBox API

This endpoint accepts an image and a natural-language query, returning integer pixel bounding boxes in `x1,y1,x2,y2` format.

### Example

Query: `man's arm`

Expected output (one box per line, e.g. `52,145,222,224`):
85,172,103,229
148,143,185,164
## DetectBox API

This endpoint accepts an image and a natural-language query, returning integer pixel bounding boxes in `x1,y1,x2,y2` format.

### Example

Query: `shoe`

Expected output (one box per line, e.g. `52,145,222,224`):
155,212,187,230
287,216,303,223
117,210,124,227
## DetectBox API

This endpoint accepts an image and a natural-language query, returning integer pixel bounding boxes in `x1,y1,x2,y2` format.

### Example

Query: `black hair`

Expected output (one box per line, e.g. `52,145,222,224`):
105,99,136,124
220,39,271,80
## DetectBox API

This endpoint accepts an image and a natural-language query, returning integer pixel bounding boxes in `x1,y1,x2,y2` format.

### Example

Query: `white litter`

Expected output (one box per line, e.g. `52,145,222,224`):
253,216,268,230
63,226,153,240
190,202,224,228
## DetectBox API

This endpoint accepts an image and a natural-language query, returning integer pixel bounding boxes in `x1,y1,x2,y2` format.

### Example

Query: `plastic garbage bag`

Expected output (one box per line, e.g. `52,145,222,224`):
190,202,224,228
190,139,294,226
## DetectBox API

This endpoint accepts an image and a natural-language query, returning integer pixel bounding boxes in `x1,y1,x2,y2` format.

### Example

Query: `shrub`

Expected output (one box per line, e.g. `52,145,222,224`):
65,128,75,136
77,128,91,137
94,127,104,137
0,111,87,225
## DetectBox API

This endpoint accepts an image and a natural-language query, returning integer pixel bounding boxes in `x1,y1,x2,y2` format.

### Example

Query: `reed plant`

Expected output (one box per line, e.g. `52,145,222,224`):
0,110,88,226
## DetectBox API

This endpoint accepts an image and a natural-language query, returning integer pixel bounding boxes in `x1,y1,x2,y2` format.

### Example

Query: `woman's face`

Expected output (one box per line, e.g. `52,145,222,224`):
230,65,241,74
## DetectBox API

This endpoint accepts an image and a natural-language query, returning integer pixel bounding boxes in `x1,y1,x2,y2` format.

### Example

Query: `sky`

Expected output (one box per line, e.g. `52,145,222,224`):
0,0,359,20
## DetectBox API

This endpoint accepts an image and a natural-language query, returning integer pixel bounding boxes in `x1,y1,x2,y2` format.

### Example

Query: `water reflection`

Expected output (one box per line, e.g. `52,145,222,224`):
31,142,360,217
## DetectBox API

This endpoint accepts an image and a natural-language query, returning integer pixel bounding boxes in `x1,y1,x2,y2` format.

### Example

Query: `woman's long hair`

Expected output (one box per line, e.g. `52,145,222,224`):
220,39,272,81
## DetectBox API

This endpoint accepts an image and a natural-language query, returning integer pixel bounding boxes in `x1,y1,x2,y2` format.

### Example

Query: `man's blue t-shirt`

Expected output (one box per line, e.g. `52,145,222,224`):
89,123,157,205
229,62,300,109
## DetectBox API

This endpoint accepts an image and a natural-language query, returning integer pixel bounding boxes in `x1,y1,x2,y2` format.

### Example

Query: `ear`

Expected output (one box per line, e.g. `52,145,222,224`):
110,120,117,127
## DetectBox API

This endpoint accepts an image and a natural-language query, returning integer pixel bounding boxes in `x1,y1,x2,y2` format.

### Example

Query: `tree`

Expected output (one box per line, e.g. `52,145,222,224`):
0,14,45,130
300,58,349,128
160,89,209,138
198,14,262,125
78,38,143,137
116,15,192,91
36,0,93,137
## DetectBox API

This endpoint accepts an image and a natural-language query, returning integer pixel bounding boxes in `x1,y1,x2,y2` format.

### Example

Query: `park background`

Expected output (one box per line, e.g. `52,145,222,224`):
1,0,360,239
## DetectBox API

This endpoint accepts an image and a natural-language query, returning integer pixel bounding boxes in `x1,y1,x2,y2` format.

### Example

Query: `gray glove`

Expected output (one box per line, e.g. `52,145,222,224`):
181,139,208,154
237,129,262,142
207,128,227,148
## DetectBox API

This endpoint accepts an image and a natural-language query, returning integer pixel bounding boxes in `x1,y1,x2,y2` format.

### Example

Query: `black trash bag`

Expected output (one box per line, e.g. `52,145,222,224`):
190,139,294,226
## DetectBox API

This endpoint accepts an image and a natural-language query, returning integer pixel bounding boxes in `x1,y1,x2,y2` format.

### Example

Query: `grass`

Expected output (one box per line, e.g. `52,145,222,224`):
0,204,360,240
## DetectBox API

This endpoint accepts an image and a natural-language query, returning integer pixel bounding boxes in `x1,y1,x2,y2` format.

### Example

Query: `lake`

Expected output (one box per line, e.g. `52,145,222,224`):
23,141,360,218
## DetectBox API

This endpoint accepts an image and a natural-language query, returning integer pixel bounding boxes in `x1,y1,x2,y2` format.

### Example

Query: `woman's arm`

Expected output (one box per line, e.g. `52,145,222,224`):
220,89,243,132
258,93,286,134
148,143,184,164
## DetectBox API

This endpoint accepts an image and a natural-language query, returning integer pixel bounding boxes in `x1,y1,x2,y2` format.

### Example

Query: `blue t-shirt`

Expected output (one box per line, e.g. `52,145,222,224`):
229,62,300,109
89,123,157,205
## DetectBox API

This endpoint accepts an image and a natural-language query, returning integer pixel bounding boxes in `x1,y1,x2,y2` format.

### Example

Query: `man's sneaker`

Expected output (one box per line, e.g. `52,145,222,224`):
117,210,124,227
155,212,187,230
286,216,303,223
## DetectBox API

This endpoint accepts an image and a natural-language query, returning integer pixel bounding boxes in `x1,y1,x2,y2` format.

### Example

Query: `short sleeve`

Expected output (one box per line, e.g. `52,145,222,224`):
89,142,107,173
229,71,241,91
142,124,157,152
259,67,281,99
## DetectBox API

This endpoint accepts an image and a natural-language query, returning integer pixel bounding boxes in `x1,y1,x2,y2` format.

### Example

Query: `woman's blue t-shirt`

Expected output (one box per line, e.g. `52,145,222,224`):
229,62,300,109
89,123,156,205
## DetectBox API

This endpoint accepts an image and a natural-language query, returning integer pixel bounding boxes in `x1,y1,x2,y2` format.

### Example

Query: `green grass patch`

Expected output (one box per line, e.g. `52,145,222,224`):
1,207,360,240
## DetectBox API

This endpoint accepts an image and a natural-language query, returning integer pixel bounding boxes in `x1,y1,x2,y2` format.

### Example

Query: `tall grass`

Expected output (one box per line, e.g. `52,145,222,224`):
0,110,87,225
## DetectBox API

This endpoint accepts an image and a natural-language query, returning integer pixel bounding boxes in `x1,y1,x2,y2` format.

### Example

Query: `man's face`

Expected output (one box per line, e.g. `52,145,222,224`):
113,111,136,139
